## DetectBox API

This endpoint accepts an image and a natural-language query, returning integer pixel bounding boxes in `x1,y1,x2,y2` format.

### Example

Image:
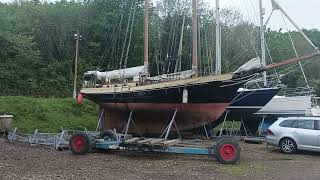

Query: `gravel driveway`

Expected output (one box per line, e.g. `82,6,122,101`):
1,138,320,180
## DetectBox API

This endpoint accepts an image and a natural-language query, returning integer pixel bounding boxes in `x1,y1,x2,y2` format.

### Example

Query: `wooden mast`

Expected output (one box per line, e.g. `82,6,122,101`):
192,0,198,75
215,0,221,75
144,0,149,75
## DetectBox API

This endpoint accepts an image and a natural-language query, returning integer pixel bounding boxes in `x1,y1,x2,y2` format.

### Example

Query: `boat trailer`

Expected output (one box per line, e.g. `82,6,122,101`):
69,109,241,164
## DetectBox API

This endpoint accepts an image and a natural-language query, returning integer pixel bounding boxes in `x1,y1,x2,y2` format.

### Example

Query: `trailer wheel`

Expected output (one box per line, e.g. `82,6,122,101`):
215,138,240,164
99,129,117,141
70,132,91,155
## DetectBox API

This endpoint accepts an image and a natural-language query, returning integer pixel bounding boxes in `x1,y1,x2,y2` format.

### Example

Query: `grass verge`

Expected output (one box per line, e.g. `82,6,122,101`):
0,96,98,133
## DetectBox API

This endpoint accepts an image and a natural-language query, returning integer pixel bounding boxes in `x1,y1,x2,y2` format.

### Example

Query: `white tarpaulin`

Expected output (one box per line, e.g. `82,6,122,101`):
84,66,144,81
147,70,196,81
234,57,262,74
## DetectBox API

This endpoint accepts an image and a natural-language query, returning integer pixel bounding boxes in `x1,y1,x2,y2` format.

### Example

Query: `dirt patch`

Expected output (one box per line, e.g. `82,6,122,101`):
1,138,320,180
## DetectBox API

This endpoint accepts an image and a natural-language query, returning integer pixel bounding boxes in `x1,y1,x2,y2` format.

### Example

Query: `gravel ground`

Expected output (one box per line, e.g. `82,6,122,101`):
1,138,320,180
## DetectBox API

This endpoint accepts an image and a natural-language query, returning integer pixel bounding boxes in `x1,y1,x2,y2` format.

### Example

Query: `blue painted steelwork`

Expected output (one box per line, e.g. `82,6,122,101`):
166,146,215,156
93,140,215,156
95,141,121,149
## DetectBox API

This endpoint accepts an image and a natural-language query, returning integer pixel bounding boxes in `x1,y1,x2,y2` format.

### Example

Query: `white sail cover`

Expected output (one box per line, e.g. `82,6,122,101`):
147,70,196,81
234,57,262,74
84,66,144,81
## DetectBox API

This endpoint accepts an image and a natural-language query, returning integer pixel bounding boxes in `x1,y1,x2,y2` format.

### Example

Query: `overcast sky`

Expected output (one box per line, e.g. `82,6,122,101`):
215,0,320,30
1,0,319,30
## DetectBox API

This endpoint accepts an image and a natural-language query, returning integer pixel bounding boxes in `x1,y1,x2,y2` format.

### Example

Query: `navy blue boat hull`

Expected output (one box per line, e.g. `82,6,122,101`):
82,75,256,134
227,87,281,118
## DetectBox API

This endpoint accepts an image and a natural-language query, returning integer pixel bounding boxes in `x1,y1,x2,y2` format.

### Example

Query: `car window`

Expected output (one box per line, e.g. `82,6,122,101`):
279,120,297,128
297,120,314,130
315,120,320,130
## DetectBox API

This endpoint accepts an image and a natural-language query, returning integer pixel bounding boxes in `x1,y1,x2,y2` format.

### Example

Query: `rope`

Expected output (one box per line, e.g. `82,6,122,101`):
265,40,280,82
223,49,248,72
97,0,126,70
243,0,259,57
119,0,135,69
281,12,310,89
123,0,137,70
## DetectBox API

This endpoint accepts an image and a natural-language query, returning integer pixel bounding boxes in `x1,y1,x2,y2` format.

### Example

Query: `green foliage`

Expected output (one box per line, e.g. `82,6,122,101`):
0,0,320,97
0,96,98,133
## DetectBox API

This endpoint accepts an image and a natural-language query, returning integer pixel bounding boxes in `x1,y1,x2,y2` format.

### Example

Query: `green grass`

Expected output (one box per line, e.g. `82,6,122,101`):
0,96,98,133
213,121,241,135
217,162,266,176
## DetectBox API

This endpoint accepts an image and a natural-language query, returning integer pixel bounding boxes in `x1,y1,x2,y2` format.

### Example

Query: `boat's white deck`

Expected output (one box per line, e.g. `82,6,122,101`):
81,74,233,94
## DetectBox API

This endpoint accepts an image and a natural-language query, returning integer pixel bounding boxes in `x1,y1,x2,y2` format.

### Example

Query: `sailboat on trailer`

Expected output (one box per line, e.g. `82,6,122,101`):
79,0,320,135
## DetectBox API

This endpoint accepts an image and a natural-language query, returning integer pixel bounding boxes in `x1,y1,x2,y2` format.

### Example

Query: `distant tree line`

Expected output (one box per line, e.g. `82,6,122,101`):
0,0,319,97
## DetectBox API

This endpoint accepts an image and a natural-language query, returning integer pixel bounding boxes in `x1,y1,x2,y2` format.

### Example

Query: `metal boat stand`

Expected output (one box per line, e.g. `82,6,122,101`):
160,109,181,141
7,127,95,150
217,111,253,137
69,108,242,164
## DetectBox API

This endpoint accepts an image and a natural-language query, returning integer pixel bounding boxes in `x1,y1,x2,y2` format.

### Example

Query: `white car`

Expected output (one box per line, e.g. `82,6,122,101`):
266,117,320,154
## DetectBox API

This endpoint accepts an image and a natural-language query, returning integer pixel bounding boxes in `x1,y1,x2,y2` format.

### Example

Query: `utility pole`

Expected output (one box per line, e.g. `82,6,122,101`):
73,31,82,99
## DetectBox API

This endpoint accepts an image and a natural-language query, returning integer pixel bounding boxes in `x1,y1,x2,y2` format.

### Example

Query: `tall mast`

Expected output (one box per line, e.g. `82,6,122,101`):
259,0,267,86
215,0,221,75
175,15,186,73
192,0,198,75
144,0,149,75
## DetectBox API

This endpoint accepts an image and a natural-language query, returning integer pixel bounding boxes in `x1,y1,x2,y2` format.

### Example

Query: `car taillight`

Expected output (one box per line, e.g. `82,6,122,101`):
267,129,274,135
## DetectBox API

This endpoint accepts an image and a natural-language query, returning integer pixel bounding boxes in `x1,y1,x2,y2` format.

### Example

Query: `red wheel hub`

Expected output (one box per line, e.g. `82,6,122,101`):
72,136,86,151
220,144,237,161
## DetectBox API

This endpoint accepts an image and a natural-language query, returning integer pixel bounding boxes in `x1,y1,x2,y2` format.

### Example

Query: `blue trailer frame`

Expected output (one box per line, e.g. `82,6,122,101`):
94,140,215,156
69,109,241,164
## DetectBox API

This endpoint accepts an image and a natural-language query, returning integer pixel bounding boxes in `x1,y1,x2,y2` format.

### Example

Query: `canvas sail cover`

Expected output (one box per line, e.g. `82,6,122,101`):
234,57,263,74
147,69,196,81
84,66,144,81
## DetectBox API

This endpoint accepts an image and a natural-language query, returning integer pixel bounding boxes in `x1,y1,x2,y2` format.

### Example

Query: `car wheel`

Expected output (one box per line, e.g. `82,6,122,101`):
279,138,297,154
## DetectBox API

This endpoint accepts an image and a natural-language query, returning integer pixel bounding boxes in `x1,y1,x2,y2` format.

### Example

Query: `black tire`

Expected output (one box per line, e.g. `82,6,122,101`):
69,132,91,155
279,138,297,154
215,138,241,164
99,129,117,141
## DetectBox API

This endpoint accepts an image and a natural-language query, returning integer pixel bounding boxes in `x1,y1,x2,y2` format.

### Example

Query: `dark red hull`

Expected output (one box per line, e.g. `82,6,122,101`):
101,103,229,134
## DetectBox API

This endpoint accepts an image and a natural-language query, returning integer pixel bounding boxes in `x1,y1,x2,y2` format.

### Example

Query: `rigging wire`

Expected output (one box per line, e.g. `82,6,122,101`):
243,0,259,57
123,0,137,70
222,49,248,72
119,0,135,69
265,40,280,84
97,0,126,70
280,12,310,89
